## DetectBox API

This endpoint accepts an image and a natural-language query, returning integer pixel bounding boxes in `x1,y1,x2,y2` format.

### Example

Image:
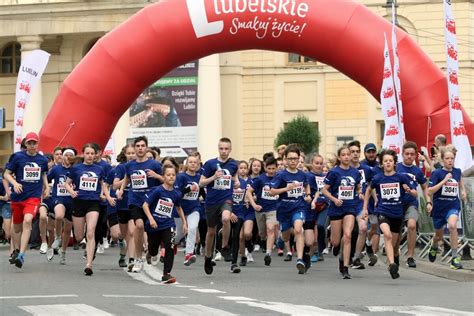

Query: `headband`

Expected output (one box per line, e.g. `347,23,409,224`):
63,149,75,157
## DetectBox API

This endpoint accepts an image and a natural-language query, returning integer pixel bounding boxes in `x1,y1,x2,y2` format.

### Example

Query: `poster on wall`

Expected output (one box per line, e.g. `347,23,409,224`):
129,61,198,158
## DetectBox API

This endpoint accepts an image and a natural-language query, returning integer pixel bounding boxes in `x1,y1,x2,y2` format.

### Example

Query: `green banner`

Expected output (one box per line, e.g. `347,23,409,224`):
153,76,198,87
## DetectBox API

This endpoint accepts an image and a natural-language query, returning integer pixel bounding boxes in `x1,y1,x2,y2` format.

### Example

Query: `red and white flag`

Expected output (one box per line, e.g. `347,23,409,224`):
391,4,405,142
444,0,473,170
14,49,50,152
381,33,404,159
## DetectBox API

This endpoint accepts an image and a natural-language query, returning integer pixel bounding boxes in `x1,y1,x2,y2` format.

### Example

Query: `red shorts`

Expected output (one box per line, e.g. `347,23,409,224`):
11,198,41,225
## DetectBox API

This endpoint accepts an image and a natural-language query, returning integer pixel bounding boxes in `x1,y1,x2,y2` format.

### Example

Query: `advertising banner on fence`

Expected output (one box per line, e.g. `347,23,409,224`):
129,61,198,158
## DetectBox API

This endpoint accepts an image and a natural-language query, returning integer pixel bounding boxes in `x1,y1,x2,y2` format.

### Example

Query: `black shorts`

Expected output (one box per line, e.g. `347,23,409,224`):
72,199,100,218
108,213,119,227
117,210,132,225
303,220,316,230
378,214,403,233
130,205,146,222
205,200,232,228
53,200,73,222
329,213,355,221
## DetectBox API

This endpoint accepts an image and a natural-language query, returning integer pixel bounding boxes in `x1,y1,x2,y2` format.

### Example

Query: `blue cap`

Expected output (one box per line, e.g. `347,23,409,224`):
364,143,377,152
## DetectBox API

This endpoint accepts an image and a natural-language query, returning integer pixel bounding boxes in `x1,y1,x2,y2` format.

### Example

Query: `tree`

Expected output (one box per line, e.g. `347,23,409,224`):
274,115,321,155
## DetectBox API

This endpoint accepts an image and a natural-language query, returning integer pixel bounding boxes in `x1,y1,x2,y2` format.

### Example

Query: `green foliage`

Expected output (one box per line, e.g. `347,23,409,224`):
274,115,321,155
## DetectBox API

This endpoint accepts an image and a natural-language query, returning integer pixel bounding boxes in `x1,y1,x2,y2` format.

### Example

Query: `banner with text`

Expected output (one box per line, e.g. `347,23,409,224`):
391,4,405,142
129,61,198,157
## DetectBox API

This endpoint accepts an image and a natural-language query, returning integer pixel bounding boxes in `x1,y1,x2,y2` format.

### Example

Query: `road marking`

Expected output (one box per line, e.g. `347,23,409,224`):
236,300,357,316
0,295,78,300
103,294,187,299
174,285,197,288
367,305,473,315
19,304,112,316
137,304,237,315
191,288,226,294
218,296,257,301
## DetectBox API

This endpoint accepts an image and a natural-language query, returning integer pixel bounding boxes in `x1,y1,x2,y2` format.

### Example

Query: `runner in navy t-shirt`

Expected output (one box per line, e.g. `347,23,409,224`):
4,132,49,269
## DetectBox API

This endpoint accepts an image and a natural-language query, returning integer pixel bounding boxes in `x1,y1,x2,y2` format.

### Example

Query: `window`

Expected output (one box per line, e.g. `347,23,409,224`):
0,42,21,75
288,53,316,64
376,120,385,149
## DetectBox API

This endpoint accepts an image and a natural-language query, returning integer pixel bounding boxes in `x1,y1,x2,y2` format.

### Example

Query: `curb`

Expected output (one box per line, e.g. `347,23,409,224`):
400,259,474,282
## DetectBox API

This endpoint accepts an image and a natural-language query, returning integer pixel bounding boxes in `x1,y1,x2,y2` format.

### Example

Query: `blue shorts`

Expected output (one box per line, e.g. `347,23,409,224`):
432,209,459,230
1,203,11,219
41,198,55,215
305,208,317,222
278,210,305,232
316,207,328,227
53,199,73,222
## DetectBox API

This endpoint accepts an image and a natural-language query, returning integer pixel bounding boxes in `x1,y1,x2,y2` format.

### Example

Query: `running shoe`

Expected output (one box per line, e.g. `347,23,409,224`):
47,248,54,261
311,254,319,263
82,250,87,260
394,255,400,266
277,249,284,257
118,255,127,268
264,254,271,266
9,249,19,264
39,242,48,254
240,256,247,266
52,238,62,250
73,242,80,250
351,258,365,270
132,259,143,273
84,265,93,276
146,252,152,265
342,266,351,279
204,256,213,275
428,247,437,263
332,245,340,256
368,254,378,267
15,253,24,269
103,238,110,249
406,257,416,268
161,274,177,284
195,244,201,256
339,258,344,274
296,259,306,274
247,252,254,263
184,253,196,266
365,241,374,255
214,251,222,261
318,253,325,262
388,263,400,279
322,247,329,255
450,257,463,270
254,244,261,252
151,255,159,266
59,251,66,265
97,244,105,254
230,264,241,273
127,260,135,272
221,247,232,262
284,252,293,262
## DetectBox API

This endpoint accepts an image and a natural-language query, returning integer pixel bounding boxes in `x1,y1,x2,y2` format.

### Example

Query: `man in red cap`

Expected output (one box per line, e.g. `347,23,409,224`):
3,132,50,268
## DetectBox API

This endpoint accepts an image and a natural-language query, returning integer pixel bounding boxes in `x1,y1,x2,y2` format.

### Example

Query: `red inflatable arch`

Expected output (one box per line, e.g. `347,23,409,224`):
39,0,474,152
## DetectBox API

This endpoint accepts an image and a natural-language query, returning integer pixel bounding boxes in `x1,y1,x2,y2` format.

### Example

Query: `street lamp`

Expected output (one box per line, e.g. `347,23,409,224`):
384,0,399,26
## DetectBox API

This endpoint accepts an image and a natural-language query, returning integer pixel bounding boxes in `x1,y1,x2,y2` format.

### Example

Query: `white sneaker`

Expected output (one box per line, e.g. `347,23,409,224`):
151,255,159,266
40,242,48,254
200,246,205,256
254,244,261,252
52,238,62,250
247,252,254,262
214,251,222,261
59,251,66,265
97,244,105,254
322,247,329,255
47,248,54,261
132,259,143,273
103,238,110,249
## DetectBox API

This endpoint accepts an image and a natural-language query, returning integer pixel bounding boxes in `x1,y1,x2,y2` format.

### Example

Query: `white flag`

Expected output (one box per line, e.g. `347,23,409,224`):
381,33,404,160
391,4,405,142
443,0,473,171
13,50,50,152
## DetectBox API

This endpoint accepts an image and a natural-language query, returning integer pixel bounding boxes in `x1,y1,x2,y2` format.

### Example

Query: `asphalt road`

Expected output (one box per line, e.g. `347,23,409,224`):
1,243,473,315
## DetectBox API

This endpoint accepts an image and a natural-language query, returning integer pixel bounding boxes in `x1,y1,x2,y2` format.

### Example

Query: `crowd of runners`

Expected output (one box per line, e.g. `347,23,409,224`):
1,132,468,283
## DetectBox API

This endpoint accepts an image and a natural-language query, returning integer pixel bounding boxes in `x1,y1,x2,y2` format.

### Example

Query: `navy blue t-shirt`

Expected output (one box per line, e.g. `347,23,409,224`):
113,163,129,211
429,168,462,217
68,163,105,200
144,185,181,232
106,167,117,215
324,165,362,216
202,158,238,206
124,159,162,207
271,169,308,214
48,164,73,205
396,163,426,208
371,172,415,219
232,177,248,219
96,159,112,205
251,173,279,212
356,164,373,209
306,171,327,204
175,172,201,216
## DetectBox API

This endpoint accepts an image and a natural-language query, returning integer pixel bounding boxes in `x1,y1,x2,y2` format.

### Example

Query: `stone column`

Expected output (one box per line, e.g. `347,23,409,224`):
197,54,222,161
17,35,44,136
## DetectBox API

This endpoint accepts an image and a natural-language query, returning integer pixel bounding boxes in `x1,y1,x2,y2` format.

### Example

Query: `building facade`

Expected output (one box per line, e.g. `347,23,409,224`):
0,0,472,163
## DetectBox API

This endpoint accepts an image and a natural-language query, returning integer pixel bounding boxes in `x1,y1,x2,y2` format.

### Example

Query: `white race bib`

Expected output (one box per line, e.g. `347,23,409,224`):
380,183,400,200
262,186,278,200
57,183,70,197
338,186,354,200
288,182,304,198
315,176,325,192
79,176,98,191
214,175,231,190
23,166,41,181
154,199,174,217
233,189,245,203
183,186,199,200
131,173,148,189
441,181,458,197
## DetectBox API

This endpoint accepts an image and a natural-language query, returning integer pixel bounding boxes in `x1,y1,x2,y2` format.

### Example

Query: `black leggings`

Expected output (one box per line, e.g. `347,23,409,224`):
231,218,244,265
198,219,207,247
147,228,175,275
94,206,108,245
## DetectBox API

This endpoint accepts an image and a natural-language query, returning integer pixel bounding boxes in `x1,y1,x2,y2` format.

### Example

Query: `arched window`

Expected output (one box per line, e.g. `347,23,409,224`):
0,42,21,75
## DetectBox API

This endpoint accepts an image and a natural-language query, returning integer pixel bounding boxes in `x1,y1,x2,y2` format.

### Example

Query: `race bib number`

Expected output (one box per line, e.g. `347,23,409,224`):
358,170,366,184
183,186,199,201
233,189,245,203
380,183,400,200
288,182,304,198
79,177,98,191
262,186,278,200
214,175,231,190
441,181,458,197
338,186,354,200
57,183,70,197
131,173,148,190
315,176,325,192
23,166,41,181
154,199,174,217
